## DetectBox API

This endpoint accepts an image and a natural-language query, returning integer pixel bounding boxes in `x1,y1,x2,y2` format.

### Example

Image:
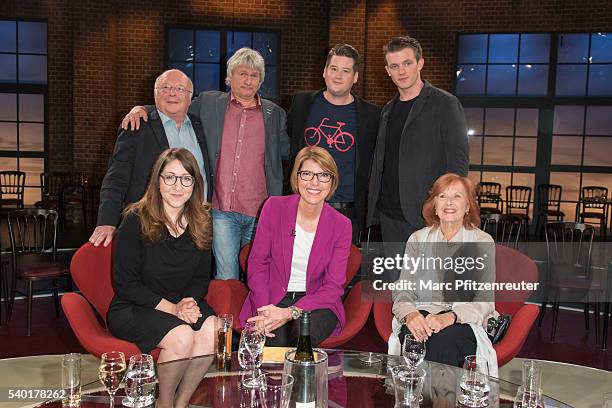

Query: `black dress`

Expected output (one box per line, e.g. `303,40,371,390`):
107,212,215,353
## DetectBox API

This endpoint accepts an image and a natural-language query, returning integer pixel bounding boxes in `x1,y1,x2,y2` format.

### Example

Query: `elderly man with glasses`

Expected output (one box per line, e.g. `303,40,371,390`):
121,48,290,280
89,69,212,247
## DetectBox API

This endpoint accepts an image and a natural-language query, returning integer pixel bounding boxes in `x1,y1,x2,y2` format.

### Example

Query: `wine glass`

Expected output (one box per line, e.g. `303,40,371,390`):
238,322,266,388
98,351,127,408
122,353,156,407
402,332,425,371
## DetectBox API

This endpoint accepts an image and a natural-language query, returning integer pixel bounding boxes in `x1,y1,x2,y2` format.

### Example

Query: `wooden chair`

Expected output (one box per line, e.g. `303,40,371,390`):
477,182,503,215
535,184,564,236
481,213,522,248
0,171,26,214
6,208,70,335
577,186,608,239
506,185,531,240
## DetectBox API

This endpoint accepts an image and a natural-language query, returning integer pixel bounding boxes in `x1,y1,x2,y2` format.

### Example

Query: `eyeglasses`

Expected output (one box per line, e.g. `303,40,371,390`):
155,85,192,95
160,174,195,187
297,171,333,183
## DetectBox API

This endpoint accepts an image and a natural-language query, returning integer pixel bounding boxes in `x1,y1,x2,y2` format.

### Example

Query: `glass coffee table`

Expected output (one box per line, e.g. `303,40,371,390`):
31,349,572,407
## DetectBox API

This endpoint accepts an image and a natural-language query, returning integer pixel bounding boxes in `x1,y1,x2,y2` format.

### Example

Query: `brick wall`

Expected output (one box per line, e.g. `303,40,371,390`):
1,0,611,181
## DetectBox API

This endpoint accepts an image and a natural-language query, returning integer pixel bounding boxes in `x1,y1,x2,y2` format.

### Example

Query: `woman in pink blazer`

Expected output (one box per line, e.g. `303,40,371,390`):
239,146,352,346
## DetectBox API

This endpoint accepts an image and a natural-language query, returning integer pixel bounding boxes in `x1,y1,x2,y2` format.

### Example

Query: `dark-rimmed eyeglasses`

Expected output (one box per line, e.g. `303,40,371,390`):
297,171,333,183
160,174,194,187
155,85,192,95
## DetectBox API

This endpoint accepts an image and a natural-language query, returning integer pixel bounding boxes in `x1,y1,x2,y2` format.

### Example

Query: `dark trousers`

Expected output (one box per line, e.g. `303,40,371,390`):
265,292,338,347
379,211,420,281
399,312,477,368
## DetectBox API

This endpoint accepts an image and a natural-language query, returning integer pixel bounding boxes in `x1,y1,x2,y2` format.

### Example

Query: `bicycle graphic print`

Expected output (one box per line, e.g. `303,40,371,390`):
304,117,355,152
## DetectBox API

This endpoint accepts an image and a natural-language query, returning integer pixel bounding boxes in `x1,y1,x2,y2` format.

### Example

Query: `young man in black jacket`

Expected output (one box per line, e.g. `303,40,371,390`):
287,44,381,243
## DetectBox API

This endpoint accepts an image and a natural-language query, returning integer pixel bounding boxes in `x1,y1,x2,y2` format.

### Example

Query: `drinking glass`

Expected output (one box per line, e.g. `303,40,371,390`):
258,373,294,408
216,314,233,370
513,385,543,408
458,355,490,408
61,353,81,407
98,351,127,408
521,360,542,392
238,322,266,388
391,365,426,408
402,333,425,371
122,354,156,407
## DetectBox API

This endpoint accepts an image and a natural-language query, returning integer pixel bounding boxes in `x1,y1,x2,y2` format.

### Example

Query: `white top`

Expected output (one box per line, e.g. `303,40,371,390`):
287,223,315,292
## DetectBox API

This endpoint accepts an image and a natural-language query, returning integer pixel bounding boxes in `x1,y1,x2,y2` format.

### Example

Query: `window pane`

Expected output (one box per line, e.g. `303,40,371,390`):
485,108,514,136
0,93,17,120
590,32,612,63
588,64,612,96
584,137,612,166
551,136,582,165
0,157,17,170
557,33,589,63
227,32,252,57
487,65,517,95
168,29,194,61
488,34,519,63
18,21,46,54
19,157,43,189
464,107,484,135
19,93,44,122
520,34,550,63
167,62,194,83
194,63,220,94
0,54,17,83
513,138,537,166
0,122,17,150
469,136,482,164
517,64,548,96
458,34,487,63
0,20,16,52
483,172,511,196
19,123,44,151
555,65,587,96
24,187,41,206
516,109,539,137
253,32,278,65
582,173,612,194
456,65,485,95
195,30,220,63
553,106,584,135
483,137,513,165
586,106,612,135
259,65,277,100
18,55,47,83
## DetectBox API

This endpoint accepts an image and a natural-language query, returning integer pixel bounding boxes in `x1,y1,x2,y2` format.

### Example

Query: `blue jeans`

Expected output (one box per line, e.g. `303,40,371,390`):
212,209,257,280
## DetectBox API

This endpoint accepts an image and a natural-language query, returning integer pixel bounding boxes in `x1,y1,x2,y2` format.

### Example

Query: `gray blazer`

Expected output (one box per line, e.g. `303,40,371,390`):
188,91,290,197
367,81,469,228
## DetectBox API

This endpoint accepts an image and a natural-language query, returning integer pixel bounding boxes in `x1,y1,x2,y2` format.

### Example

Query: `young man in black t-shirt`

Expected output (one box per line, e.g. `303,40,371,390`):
288,44,381,243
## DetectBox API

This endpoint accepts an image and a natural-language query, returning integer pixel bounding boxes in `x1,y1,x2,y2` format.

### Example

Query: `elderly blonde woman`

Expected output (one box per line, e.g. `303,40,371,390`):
391,173,498,374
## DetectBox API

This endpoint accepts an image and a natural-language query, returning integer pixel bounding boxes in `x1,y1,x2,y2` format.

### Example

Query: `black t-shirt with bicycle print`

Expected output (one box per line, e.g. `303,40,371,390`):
303,93,357,203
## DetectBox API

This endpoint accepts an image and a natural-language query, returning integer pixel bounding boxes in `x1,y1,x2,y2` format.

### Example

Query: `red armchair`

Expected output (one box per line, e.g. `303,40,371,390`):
238,242,371,348
61,242,241,359
373,244,539,367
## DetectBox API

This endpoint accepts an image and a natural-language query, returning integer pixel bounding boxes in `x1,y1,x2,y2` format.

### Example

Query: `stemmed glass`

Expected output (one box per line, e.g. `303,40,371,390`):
122,353,156,407
402,333,426,371
98,351,127,408
238,322,266,388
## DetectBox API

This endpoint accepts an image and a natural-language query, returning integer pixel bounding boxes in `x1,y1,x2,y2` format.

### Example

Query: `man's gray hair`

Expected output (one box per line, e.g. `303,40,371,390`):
225,47,265,85
155,69,194,93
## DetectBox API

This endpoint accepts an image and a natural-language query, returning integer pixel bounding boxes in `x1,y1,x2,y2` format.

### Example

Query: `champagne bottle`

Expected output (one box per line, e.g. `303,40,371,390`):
292,311,316,407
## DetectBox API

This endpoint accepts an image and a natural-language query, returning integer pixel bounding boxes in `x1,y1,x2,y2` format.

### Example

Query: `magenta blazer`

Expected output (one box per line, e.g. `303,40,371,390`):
239,194,352,336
